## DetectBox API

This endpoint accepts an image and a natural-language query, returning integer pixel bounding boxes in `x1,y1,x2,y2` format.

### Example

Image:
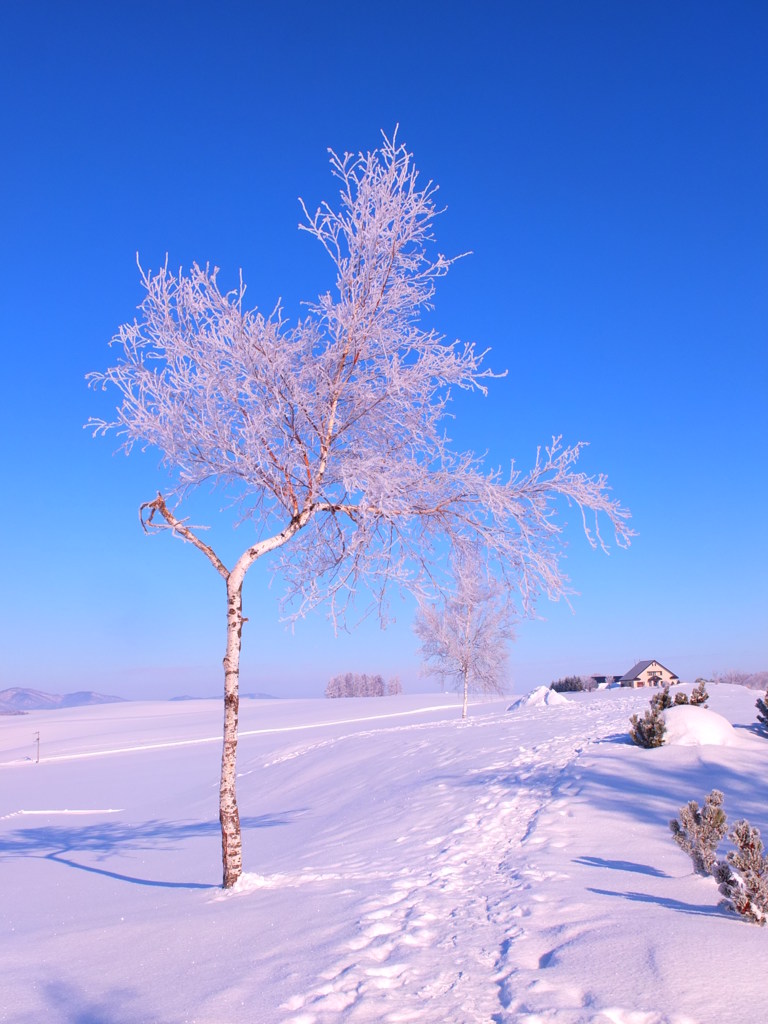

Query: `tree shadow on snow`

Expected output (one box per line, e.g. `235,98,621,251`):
587,886,730,919
573,756,767,833
445,759,574,794
0,812,303,889
593,731,635,745
734,721,768,737
27,979,178,1024
574,855,670,878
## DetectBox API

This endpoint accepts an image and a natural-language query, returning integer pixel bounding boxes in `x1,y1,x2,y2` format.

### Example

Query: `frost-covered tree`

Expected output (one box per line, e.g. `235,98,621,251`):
712,670,768,689
88,132,632,887
414,547,516,719
325,672,396,698
669,789,727,875
387,676,403,695
715,820,768,925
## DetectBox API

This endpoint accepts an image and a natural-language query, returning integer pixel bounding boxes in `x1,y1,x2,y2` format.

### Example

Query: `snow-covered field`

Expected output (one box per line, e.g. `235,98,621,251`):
1,685,765,1024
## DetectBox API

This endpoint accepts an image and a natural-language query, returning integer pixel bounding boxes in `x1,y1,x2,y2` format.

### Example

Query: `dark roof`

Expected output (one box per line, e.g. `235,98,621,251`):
621,659,678,682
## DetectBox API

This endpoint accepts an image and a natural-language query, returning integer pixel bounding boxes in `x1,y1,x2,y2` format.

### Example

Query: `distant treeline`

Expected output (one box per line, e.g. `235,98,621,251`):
325,673,403,698
711,670,768,689
550,676,602,693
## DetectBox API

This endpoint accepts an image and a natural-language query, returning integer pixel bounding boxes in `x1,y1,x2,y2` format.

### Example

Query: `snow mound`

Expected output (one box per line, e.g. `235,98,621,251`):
663,704,737,746
508,685,569,710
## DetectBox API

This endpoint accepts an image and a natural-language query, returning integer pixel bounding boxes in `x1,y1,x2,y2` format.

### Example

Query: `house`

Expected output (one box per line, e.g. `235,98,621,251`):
588,674,623,689
620,659,680,688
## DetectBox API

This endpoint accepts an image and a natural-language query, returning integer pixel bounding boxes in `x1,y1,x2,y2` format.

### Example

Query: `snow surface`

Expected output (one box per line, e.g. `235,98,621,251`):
1,685,765,1023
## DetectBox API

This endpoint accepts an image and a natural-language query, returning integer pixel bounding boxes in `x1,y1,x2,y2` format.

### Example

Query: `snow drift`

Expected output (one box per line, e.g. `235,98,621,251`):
663,703,739,746
508,684,570,709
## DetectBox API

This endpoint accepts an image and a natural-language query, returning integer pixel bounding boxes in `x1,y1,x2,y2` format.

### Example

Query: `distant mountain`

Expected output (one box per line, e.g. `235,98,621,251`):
0,688,126,715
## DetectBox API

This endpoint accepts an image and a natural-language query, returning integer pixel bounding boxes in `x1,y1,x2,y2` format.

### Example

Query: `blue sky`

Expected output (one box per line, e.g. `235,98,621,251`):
1,1,766,699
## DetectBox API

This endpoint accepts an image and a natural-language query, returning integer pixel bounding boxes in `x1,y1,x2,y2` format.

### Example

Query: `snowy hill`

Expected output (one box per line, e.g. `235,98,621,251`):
0,687,126,714
0,686,765,1023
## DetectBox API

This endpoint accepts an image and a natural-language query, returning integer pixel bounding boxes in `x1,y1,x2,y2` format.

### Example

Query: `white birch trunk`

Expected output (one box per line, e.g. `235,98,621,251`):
461,607,471,720
218,523,305,888
220,576,244,888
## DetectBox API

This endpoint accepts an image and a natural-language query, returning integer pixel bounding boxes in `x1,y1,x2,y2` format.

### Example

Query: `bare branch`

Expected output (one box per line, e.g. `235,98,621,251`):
139,493,230,580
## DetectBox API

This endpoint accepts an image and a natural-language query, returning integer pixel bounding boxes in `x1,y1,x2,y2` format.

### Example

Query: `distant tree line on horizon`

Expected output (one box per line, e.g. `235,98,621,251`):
325,673,403,698
711,670,768,690
549,675,619,693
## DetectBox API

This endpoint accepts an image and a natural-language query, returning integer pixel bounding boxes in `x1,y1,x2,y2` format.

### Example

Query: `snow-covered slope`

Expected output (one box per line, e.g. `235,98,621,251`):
0,686,764,1023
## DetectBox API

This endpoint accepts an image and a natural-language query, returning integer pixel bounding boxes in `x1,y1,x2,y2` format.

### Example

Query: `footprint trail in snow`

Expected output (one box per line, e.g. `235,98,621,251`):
263,700,626,1023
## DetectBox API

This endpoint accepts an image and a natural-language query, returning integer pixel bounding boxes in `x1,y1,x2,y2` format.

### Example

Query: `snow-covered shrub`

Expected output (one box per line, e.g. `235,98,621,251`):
689,680,709,707
629,703,666,748
669,789,727,875
650,686,674,712
755,689,768,734
630,686,678,747
715,820,768,925
659,683,707,710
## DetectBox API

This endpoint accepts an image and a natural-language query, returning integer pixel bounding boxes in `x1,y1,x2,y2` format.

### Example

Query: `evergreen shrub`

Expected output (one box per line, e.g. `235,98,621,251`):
629,703,666,748
715,820,768,925
669,789,727,875
689,680,709,706
755,689,768,734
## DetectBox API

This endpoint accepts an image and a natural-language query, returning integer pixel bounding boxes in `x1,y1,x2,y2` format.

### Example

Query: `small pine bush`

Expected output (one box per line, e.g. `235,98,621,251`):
630,680,709,748
669,790,727,875
714,820,768,925
755,689,768,734
629,704,666,748
650,686,674,712
689,680,709,707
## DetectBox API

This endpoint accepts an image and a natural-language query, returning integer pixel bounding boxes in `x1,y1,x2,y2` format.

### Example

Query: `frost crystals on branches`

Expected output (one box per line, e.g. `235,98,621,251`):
414,546,515,719
669,789,727,876
88,131,632,887
715,820,768,925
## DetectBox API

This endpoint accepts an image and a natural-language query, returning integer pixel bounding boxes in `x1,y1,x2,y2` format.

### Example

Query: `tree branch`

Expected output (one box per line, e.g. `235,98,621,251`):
139,494,230,580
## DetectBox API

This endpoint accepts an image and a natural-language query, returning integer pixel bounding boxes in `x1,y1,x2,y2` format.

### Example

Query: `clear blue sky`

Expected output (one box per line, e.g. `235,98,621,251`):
1,1,766,699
